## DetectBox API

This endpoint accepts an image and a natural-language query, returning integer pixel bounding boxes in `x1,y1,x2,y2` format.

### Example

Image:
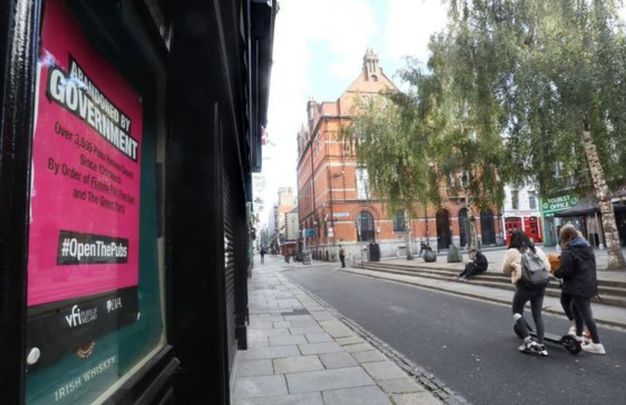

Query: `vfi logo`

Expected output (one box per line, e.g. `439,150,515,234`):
65,304,98,328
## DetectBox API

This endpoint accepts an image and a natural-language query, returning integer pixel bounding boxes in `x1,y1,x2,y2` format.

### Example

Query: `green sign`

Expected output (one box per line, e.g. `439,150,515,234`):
542,194,579,216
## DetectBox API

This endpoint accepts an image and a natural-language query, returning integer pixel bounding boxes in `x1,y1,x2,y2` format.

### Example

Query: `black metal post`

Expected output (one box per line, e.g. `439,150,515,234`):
0,1,42,403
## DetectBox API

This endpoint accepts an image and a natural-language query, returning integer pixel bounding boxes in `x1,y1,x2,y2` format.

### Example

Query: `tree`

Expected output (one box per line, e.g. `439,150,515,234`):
343,94,435,258
465,0,626,268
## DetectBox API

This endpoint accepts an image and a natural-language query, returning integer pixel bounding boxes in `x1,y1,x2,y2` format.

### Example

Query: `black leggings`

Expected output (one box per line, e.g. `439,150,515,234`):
561,293,600,343
512,284,545,344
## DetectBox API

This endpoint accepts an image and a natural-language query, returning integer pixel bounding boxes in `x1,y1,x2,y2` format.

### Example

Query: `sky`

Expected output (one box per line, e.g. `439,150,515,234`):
257,0,448,226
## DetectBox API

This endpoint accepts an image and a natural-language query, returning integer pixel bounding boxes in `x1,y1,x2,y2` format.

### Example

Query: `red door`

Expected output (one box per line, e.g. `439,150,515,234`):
524,216,543,243
505,217,522,245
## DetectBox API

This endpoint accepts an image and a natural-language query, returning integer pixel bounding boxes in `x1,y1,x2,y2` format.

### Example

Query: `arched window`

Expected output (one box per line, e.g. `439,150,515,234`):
393,210,406,232
357,211,375,242
458,208,468,247
481,209,496,245
436,209,452,249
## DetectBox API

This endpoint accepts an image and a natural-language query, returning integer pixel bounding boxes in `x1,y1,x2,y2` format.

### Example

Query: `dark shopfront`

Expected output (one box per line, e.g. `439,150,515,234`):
0,1,275,404
547,202,626,248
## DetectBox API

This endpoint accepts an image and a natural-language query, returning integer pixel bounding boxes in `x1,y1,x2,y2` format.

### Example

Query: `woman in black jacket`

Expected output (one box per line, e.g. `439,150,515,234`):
555,224,605,355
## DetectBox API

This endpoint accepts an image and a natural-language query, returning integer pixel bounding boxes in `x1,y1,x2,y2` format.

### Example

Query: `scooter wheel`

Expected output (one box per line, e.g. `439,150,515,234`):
561,335,582,355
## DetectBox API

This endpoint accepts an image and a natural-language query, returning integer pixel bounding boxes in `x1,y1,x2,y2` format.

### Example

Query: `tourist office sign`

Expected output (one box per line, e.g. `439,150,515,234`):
26,0,143,389
542,195,579,217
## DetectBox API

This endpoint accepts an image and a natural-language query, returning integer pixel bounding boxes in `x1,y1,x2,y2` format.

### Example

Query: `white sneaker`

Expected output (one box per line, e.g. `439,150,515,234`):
518,337,533,352
567,326,576,336
533,343,549,357
582,342,606,355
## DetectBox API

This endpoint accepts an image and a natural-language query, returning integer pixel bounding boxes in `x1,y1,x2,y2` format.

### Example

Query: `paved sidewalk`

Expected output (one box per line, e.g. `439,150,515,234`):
231,257,443,405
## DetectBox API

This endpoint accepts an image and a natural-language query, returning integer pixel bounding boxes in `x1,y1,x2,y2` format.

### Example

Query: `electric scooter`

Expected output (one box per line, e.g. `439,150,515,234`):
513,317,581,355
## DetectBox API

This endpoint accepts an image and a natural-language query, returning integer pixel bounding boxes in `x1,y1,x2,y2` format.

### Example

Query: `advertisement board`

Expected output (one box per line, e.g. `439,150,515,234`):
26,0,143,381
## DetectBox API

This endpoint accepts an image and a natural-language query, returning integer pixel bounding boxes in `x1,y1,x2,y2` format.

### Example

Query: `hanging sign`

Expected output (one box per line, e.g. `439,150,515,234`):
26,0,143,371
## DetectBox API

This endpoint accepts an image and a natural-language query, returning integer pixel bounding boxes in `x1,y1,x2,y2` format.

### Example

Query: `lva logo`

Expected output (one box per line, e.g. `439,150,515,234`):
65,304,98,328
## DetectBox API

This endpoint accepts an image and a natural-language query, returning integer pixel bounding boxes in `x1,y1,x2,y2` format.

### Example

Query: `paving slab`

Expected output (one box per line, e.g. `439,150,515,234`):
350,350,388,364
362,361,409,380
237,359,274,377
305,333,333,343
343,342,376,353
298,341,344,355
322,386,392,405
392,392,443,405
284,314,315,322
248,328,291,338
273,355,324,374
233,392,323,405
310,311,335,321
377,378,425,394
335,335,365,345
242,345,301,361
269,334,308,346
233,375,287,399
318,352,358,369
286,367,374,393
289,325,326,335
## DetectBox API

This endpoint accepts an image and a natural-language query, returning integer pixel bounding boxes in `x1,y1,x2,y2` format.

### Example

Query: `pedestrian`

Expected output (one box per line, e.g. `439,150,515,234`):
260,247,266,264
419,240,429,257
457,248,488,280
338,245,346,268
553,225,605,354
501,230,551,356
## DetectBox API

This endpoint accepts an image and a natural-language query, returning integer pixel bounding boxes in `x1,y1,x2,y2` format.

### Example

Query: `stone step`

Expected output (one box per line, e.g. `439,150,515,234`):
365,261,626,289
360,264,626,308
364,263,626,297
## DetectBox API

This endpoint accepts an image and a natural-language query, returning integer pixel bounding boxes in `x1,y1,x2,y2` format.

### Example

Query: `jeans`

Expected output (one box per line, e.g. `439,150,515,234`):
459,262,486,279
561,293,600,343
339,255,345,268
512,284,546,343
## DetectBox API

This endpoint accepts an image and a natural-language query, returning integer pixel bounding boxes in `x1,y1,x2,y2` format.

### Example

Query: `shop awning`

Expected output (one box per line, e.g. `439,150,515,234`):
553,206,599,218
554,201,626,217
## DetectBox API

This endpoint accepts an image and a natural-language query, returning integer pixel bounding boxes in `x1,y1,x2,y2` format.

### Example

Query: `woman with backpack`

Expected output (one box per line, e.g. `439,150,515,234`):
501,230,551,356
554,224,605,355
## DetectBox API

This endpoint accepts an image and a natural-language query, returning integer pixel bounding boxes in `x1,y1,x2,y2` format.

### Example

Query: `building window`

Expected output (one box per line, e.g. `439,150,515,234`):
528,191,537,210
393,210,406,232
356,167,370,200
357,211,375,242
511,189,519,210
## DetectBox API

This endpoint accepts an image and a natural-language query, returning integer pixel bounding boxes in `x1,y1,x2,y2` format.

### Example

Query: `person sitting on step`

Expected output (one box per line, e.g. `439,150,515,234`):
457,248,488,280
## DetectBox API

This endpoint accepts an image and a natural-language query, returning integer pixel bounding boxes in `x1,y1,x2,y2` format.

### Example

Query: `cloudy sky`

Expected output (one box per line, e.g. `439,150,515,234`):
258,0,448,225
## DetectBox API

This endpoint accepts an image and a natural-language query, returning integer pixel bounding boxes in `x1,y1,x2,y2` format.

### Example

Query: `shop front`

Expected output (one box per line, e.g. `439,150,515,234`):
541,194,582,247
0,0,276,403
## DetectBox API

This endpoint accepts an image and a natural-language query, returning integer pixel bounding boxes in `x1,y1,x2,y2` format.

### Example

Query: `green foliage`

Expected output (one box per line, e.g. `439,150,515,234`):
457,0,626,197
344,0,626,226
342,94,434,217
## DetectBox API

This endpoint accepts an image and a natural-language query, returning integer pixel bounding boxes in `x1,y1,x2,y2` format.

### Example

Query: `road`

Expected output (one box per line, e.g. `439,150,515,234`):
284,265,626,405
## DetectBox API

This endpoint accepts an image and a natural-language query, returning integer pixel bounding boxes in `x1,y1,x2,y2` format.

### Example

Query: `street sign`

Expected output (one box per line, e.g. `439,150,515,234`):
333,212,350,218
328,227,334,238
542,195,579,216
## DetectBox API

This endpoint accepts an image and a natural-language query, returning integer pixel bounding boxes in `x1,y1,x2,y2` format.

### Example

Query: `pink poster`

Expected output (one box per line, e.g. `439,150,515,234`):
27,0,143,307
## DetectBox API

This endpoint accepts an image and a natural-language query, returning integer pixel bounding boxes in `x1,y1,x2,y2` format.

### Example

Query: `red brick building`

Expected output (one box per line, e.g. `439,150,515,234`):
296,49,504,261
